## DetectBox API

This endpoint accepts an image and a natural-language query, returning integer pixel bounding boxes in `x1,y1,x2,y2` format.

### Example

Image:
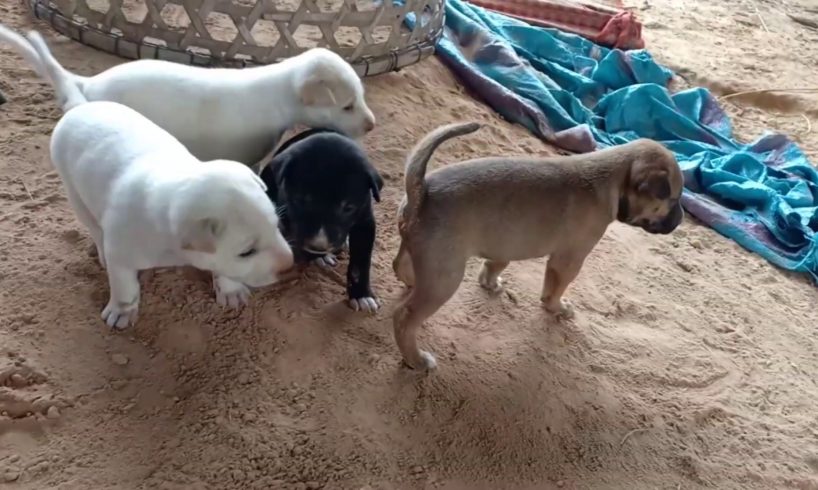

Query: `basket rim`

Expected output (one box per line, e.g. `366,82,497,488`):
28,0,445,76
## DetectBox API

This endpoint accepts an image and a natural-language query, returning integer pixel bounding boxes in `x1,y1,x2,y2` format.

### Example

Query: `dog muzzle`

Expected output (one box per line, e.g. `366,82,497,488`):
642,203,684,235
618,198,684,235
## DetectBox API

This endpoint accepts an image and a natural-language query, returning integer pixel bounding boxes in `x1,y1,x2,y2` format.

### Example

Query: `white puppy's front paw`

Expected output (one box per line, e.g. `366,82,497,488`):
213,276,251,308
312,253,338,268
102,300,138,330
349,296,380,313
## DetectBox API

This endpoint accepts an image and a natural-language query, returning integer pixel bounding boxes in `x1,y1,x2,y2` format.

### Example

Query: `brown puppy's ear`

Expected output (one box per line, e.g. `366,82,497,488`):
299,76,338,107
180,218,223,253
637,170,671,200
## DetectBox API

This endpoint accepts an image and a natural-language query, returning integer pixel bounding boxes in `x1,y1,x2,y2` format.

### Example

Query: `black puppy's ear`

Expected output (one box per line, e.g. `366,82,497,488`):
369,169,384,203
637,171,671,200
259,155,290,202
258,164,277,202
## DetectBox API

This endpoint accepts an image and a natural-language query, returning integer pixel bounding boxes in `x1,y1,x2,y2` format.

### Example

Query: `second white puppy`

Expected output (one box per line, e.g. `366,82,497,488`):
0,25,376,166
28,32,294,329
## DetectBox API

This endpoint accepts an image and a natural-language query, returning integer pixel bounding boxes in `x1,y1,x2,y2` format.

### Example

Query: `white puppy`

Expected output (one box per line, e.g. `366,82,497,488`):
0,25,376,166
26,31,294,329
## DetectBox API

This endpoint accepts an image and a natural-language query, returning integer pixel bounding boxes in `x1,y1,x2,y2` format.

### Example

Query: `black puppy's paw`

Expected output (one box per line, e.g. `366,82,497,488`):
347,266,378,313
348,295,380,313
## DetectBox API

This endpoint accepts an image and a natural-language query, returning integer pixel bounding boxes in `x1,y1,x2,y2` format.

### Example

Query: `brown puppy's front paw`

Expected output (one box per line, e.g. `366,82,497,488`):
419,350,437,369
478,267,503,293
402,350,437,371
542,298,575,321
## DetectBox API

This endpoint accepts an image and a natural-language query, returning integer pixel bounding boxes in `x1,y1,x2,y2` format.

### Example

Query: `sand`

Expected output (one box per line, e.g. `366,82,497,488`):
2,0,818,488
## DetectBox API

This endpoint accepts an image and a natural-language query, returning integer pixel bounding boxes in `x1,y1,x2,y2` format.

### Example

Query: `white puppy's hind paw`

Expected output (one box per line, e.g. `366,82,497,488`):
102,300,138,330
213,276,251,309
312,253,338,268
349,296,380,313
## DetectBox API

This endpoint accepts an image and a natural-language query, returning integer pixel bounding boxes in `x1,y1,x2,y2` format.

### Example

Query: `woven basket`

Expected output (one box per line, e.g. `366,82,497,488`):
28,0,445,76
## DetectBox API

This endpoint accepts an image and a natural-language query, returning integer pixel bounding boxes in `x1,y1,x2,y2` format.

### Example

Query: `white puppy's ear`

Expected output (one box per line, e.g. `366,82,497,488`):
299,76,338,107
250,172,268,192
180,218,223,253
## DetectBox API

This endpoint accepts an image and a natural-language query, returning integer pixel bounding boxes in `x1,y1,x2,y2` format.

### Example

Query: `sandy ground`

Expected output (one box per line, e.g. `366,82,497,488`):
2,0,818,488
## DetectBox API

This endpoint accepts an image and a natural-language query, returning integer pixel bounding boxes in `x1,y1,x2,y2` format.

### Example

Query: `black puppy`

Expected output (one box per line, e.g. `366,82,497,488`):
260,128,384,312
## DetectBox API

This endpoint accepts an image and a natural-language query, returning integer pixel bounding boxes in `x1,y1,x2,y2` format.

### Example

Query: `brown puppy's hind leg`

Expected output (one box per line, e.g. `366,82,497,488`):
478,259,509,293
541,251,587,320
393,252,467,370
392,240,415,287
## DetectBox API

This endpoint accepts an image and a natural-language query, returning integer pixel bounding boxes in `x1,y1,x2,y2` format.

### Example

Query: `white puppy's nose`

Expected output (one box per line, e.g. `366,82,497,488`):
278,247,295,271
306,228,330,251
364,115,375,132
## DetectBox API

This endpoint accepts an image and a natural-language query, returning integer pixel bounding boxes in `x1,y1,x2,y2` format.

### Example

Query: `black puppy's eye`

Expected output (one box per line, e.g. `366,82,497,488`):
343,103,354,112
239,248,257,258
341,203,357,214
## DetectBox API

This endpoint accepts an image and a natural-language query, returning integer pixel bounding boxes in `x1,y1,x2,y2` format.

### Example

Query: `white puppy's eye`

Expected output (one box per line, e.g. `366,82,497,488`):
343,103,354,112
239,247,257,258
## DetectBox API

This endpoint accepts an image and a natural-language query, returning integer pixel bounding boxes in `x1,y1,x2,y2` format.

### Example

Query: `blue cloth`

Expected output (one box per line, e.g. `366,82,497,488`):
400,0,818,280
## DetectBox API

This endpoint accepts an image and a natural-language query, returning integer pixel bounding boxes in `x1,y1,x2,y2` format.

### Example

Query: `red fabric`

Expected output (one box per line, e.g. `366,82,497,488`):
466,0,645,50
594,11,644,49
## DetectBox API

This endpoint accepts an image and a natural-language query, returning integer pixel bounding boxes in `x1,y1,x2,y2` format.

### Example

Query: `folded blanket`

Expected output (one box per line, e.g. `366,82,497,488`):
466,0,645,50
402,0,818,280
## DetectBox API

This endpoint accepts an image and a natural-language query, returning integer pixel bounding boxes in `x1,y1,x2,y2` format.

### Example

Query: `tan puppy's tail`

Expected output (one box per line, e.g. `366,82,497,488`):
404,121,481,216
24,31,87,112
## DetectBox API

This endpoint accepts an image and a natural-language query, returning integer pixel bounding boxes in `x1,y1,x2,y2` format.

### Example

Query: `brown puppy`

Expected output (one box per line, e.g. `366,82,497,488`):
391,122,684,370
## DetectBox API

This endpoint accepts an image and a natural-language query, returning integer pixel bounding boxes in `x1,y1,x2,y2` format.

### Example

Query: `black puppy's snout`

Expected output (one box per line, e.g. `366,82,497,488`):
304,227,330,248
300,224,347,252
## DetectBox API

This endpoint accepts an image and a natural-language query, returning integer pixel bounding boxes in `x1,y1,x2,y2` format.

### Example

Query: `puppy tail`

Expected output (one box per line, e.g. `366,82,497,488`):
0,24,47,78
404,121,481,214
25,30,87,112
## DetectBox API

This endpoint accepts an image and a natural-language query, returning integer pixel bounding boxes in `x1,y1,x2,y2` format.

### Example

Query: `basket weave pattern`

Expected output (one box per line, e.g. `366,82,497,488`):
29,0,444,76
